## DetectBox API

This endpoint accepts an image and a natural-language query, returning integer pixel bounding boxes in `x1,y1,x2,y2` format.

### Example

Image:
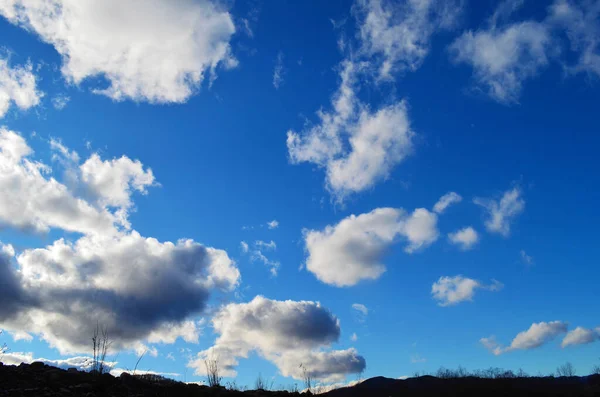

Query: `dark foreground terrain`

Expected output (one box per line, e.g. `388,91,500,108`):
1,362,599,397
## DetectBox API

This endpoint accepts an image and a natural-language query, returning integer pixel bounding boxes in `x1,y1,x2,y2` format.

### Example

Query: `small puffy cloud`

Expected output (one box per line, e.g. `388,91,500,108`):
80,153,156,213
353,0,463,80
273,51,285,89
450,0,551,104
0,57,42,118
302,206,438,287
255,240,276,250
561,326,600,348
482,321,568,355
51,94,70,110
251,249,280,276
241,240,279,276
0,0,237,103
448,226,479,250
351,303,369,316
474,187,525,236
0,128,116,235
267,220,279,229
433,192,462,214
350,333,358,342
188,296,365,382
287,62,414,201
432,276,503,306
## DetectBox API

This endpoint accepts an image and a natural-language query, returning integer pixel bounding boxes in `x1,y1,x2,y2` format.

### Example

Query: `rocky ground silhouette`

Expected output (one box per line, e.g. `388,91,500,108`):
1,362,600,396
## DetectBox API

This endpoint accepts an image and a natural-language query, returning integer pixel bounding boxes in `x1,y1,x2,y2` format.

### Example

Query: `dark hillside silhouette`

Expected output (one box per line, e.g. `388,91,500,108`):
1,362,599,396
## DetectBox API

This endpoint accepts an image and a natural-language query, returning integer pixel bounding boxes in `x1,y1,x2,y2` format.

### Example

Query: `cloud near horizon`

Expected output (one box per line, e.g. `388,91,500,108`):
0,129,240,354
481,321,568,355
188,296,366,383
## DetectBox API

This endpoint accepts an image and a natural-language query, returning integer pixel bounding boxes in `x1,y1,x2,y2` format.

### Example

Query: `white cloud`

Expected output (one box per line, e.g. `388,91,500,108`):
0,56,42,118
255,240,276,250
0,0,237,103
188,296,365,382
287,61,414,201
10,330,33,342
267,220,279,229
0,129,240,355
561,326,600,348
353,0,463,80
0,128,117,235
273,51,285,89
482,321,568,355
0,351,125,373
433,192,462,214
51,94,70,110
241,240,279,276
474,187,525,236
549,0,600,77
302,206,438,287
251,249,280,276
449,0,551,104
431,276,503,306
351,303,369,316
350,333,358,342
520,249,533,265
80,153,156,213
448,226,479,250
1,230,239,354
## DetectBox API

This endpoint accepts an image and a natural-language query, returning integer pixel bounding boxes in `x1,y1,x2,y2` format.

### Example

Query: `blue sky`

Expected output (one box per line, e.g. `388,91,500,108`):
0,0,599,388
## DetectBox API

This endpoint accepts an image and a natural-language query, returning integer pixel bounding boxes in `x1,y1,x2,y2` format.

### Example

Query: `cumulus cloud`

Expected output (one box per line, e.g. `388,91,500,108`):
0,128,116,235
240,241,249,253
433,192,462,214
0,57,42,117
350,333,358,342
80,153,156,210
287,62,414,201
431,276,503,306
449,0,553,103
474,187,525,236
188,296,365,382
448,226,479,250
0,130,240,355
302,206,438,287
287,0,463,199
0,0,237,103
481,321,568,355
1,231,239,354
267,220,279,229
353,0,463,80
561,326,600,348
450,21,551,103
